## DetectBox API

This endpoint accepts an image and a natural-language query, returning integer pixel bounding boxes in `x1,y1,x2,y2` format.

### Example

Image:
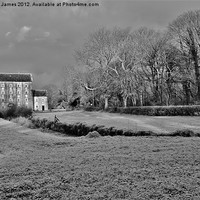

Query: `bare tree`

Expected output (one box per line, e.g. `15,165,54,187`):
42,84,59,109
73,11,200,108
75,27,134,108
62,65,83,103
132,27,170,105
168,10,200,102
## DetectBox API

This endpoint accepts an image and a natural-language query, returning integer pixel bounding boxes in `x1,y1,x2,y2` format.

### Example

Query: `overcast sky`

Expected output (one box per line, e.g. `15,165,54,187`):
0,0,200,88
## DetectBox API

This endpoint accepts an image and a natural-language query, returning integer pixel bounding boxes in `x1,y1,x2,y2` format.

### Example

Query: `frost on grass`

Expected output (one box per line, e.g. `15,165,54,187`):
1,124,200,199
11,117,35,128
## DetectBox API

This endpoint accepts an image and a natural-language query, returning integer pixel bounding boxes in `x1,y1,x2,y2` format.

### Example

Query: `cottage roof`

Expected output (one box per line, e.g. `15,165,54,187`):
0,73,33,82
33,90,47,97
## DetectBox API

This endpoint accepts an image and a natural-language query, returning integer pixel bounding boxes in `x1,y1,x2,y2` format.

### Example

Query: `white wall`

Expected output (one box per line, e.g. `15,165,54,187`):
34,96,48,111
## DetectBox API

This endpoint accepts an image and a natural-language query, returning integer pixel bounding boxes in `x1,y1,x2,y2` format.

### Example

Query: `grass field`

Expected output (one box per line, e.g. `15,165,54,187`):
0,118,200,199
35,110,200,133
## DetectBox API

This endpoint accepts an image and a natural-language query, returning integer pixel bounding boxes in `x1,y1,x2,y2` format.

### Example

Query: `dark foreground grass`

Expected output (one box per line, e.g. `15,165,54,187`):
0,119,200,199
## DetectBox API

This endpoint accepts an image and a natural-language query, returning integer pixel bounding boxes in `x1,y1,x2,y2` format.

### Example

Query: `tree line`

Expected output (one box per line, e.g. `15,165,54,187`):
51,10,200,109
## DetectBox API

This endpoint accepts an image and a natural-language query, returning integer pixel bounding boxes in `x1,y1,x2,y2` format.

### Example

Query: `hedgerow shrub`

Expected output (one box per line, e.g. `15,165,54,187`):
0,110,4,118
11,117,35,128
0,105,32,119
3,105,17,119
170,129,195,137
31,118,42,128
29,117,200,137
15,106,32,118
84,106,102,112
92,105,200,116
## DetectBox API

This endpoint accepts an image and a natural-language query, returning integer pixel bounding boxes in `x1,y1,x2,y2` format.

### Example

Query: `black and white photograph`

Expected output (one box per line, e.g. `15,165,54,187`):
1,0,200,199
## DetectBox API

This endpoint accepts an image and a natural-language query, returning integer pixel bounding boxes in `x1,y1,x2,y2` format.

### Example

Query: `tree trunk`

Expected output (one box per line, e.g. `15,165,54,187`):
188,29,200,102
182,81,190,105
140,93,143,106
166,70,172,106
189,45,200,102
131,97,136,106
154,79,159,104
123,96,128,108
166,94,170,106
194,59,200,102
104,97,108,109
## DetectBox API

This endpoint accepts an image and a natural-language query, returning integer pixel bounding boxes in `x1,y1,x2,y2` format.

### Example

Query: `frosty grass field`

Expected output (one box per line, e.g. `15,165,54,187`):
0,111,200,199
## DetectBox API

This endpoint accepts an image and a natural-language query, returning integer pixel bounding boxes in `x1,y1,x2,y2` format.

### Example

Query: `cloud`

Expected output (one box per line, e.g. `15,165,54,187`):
17,26,32,42
34,31,51,41
8,43,14,49
5,32,11,37
1,0,200,89
44,32,50,37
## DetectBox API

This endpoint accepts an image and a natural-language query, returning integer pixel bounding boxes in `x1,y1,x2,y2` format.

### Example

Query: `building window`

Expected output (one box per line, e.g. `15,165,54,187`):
42,98,44,102
1,83,5,87
17,84,20,88
10,90,13,94
17,90,20,95
2,99,4,102
25,84,28,88
25,98,28,104
25,91,28,95
1,91,5,95
9,98,13,102
9,84,12,87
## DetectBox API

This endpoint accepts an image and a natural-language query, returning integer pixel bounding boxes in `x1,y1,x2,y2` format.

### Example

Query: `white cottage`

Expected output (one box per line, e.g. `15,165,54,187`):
32,90,48,111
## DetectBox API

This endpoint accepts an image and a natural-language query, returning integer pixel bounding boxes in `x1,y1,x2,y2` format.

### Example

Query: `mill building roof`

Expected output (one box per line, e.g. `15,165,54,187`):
0,73,33,82
32,90,47,97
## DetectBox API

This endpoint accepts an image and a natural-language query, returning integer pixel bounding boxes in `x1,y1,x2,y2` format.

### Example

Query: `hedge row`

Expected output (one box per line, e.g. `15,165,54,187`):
30,117,200,137
85,105,200,116
0,105,32,119
84,106,102,112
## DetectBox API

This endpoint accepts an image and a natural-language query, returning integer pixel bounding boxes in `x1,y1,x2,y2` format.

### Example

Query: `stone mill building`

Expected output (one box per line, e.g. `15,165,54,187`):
0,73,48,111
